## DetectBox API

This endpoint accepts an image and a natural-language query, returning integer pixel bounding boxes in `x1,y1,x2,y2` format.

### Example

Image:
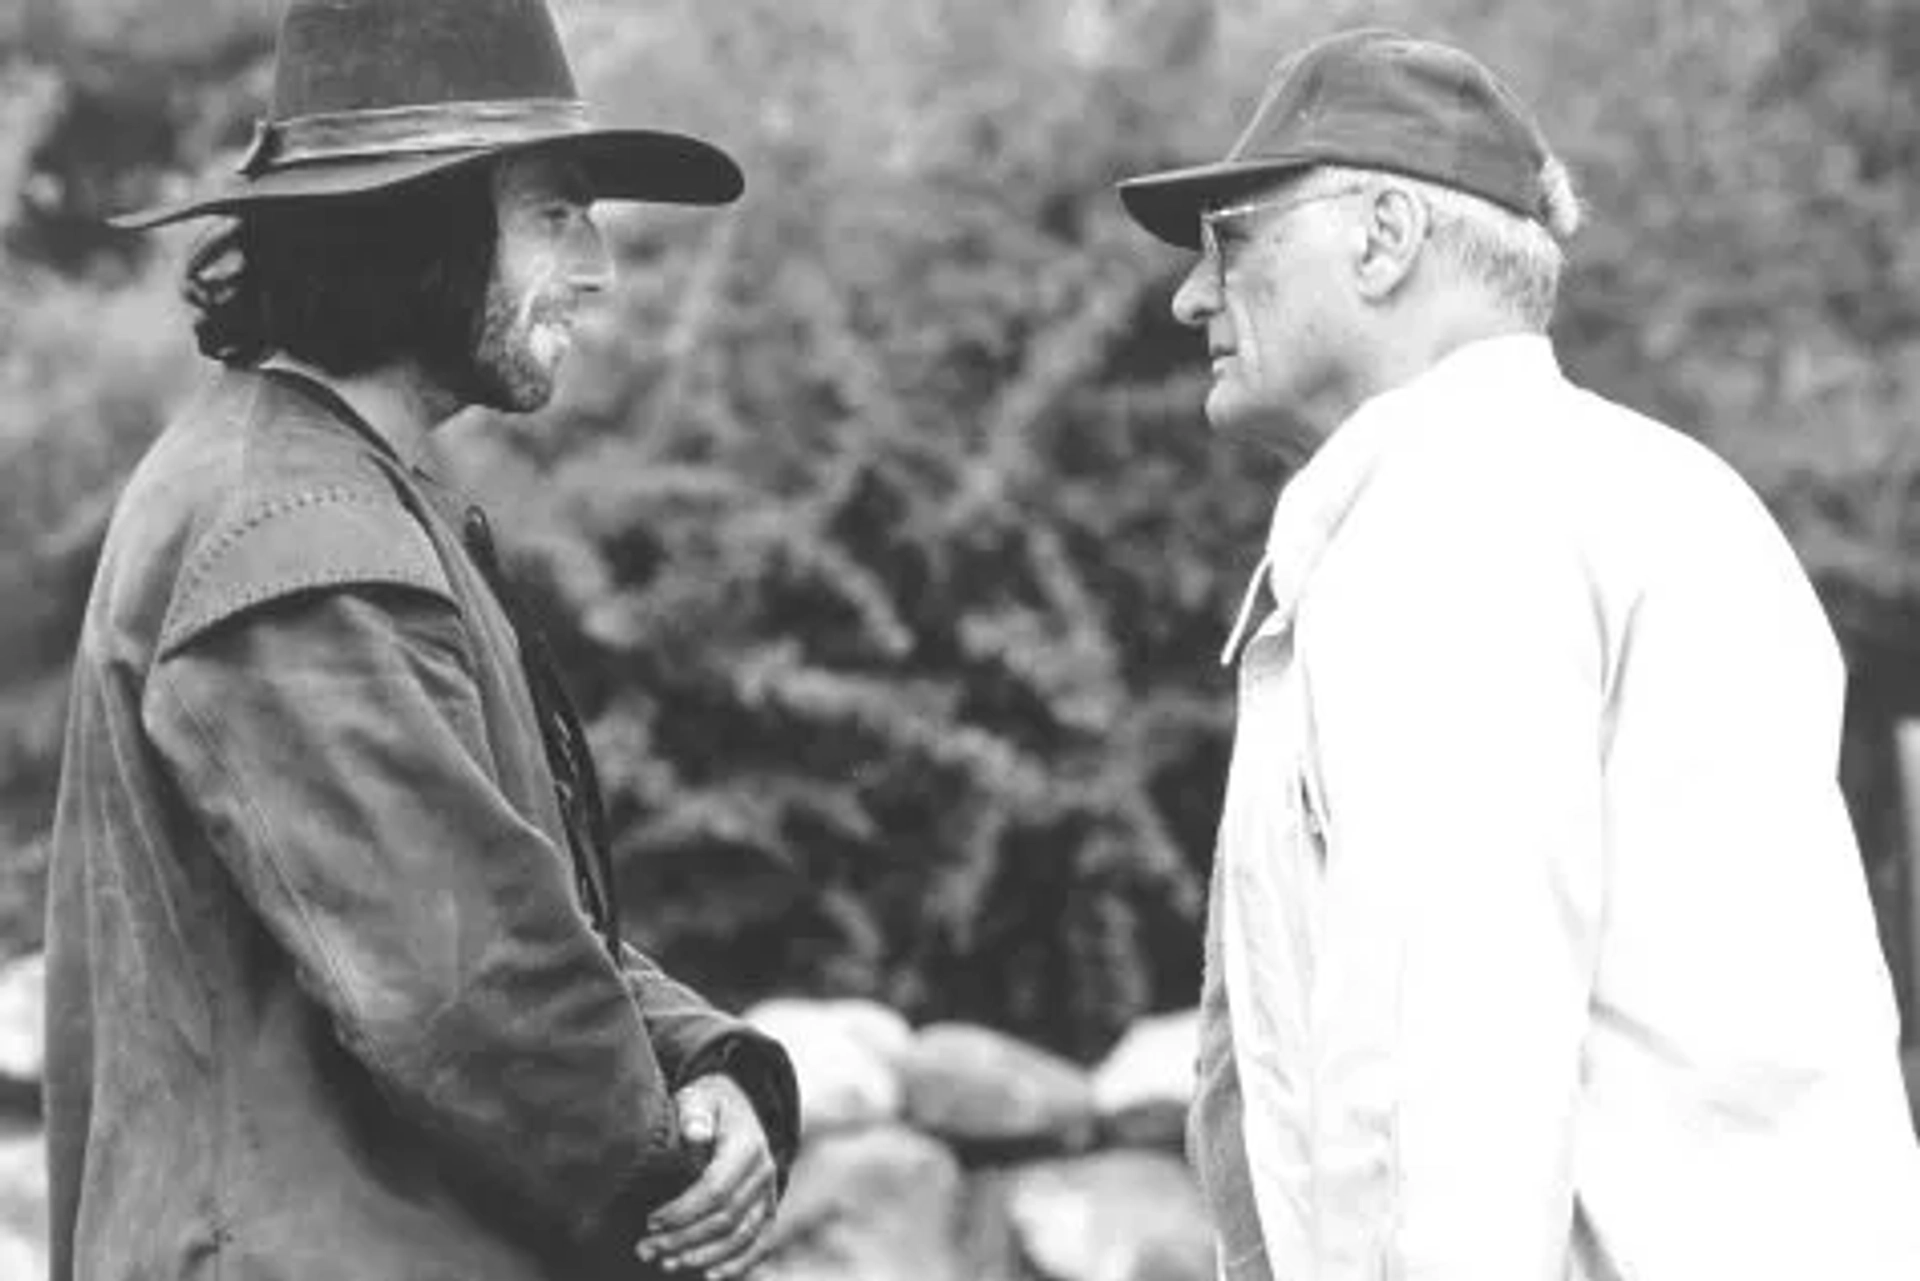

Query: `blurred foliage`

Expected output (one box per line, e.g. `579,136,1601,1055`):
2,0,1918,1055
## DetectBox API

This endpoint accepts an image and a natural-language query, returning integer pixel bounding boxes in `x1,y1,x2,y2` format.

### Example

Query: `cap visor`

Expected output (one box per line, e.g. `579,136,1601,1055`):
1117,157,1315,250
111,127,744,230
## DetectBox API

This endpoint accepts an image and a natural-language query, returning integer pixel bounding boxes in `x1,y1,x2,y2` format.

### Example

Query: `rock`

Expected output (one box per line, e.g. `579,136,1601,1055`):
1091,1010,1196,1115
821,1000,915,1068
0,955,43,1118
1090,1010,1197,1154
900,1022,1097,1156
746,998,911,1136
1093,1099,1187,1156
0,1123,46,1276
1002,1150,1213,1281
757,1123,969,1281
0,1233,43,1281
950,1166,1032,1281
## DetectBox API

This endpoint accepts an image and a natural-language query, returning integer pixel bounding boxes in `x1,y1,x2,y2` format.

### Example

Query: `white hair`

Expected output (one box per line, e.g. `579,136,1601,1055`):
1304,159,1583,329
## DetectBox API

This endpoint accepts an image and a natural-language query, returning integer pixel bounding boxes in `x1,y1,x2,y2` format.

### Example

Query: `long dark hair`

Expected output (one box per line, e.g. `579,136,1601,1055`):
183,168,497,376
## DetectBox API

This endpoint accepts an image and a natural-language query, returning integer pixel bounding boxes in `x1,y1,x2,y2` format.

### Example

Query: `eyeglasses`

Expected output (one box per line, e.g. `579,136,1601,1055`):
1197,185,1365,293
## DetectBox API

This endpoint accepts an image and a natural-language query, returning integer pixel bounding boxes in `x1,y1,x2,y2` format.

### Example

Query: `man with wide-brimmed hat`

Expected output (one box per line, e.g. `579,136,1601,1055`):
1118,27,1920,1280
45,2,798,1279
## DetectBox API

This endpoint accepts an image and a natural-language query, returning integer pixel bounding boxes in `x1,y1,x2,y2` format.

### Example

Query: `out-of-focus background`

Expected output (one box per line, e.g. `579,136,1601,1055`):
0,0,1916,1275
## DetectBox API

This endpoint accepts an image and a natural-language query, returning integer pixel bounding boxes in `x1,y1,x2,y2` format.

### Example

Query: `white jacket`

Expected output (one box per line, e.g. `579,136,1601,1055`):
1197,334,1920,1280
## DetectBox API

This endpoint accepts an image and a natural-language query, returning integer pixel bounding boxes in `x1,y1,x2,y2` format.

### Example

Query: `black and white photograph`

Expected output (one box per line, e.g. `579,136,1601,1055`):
0,1,1916,1277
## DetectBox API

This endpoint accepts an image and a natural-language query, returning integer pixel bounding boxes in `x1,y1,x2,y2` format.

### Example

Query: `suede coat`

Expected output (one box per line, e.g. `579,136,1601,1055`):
45,366,796,1281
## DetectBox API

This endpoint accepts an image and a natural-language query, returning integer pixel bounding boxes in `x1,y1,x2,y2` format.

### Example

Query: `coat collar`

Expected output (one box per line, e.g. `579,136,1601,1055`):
1221,333,1559,666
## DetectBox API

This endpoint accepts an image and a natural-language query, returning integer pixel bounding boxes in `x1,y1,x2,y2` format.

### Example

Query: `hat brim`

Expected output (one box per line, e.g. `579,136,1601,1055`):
1117,157,1318,251
112,127,744,230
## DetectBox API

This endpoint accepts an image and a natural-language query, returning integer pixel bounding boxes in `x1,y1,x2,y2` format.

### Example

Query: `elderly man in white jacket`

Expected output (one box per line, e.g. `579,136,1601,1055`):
1117,27,1920,1281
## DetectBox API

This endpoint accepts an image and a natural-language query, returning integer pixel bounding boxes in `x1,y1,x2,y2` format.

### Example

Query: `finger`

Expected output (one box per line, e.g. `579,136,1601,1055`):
668,1193,775,1277
679,1094,718,1150
646,1152,747,1237
638,1165,773,1262
644,1165,773,1260
649,1120,768,1234
666,1197,766,1275
704,1207,780,1281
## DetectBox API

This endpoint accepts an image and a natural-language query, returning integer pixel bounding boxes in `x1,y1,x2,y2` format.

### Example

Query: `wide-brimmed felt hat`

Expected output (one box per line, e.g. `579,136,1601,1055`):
113,0,743,230
1117,28,1554,250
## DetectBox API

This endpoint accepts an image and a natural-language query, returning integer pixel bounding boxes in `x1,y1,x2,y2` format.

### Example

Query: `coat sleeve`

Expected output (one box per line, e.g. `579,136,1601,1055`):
1299,479,1607,1280
618,945,802,1185
146,566,698,1262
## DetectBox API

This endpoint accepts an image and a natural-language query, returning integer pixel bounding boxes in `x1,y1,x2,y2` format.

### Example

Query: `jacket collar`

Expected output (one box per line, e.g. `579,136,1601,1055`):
1221,333,1559,665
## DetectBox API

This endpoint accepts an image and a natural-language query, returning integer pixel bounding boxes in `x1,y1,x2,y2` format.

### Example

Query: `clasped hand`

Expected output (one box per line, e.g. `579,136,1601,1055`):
634,1074,780,1279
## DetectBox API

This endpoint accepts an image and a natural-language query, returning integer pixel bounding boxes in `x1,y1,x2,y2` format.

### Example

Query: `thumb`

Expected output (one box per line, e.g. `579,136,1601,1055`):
681,1094,718,1148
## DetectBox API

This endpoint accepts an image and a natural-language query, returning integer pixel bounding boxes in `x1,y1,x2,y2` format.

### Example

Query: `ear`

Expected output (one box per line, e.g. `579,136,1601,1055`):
1353,183,1427,302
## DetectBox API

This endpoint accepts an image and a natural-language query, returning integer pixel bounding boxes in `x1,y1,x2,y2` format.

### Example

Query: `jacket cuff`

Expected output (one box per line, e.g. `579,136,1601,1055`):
674,1027,802,1190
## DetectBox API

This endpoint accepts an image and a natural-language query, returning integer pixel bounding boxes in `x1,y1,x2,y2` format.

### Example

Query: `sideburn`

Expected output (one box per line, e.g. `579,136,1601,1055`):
413,187,502,407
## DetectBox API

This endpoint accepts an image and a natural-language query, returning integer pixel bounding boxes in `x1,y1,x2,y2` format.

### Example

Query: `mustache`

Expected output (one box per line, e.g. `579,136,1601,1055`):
514,298,572,330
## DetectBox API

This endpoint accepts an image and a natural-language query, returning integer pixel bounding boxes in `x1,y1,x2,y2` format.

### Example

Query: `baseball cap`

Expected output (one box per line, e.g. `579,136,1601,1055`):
1118,28,1556,250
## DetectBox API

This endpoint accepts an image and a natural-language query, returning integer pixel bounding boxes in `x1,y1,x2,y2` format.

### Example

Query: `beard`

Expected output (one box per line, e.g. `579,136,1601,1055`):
426,274,570,415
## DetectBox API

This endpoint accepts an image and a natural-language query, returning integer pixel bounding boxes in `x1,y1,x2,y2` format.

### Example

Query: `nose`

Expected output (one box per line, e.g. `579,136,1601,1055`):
1170,255,1218,329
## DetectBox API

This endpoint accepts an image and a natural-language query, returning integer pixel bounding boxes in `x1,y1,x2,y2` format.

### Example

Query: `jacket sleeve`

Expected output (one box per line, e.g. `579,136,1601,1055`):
146,564,697,1261
1298,479,1607,1279
618,944,802,1185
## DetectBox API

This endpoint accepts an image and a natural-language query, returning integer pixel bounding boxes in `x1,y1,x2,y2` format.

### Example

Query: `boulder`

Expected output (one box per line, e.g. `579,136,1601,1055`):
0,1122,46,1275
1090,1010,1196,1113
900,1022,1097,1156
0,954,44,1118
757,1123,969,1281
1002,1150,1213,1281
949,1166,1032,1281
0,1232,43,1281
745,998,911,1136
820,999,915,1067
1090,1009,1197,1154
